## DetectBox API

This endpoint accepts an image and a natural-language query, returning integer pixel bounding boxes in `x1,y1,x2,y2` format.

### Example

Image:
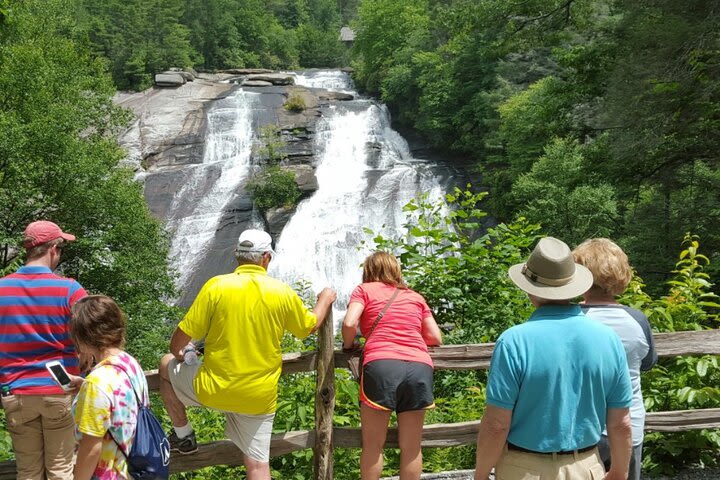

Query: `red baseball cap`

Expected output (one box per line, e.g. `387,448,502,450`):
23,221,76,249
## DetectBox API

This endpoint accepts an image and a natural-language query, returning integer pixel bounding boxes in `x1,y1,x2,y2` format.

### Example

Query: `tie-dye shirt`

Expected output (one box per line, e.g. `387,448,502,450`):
73,352,148,480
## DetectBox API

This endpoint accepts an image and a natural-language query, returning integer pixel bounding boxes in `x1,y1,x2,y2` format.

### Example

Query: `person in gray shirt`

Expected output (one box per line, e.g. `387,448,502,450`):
574,238,658,480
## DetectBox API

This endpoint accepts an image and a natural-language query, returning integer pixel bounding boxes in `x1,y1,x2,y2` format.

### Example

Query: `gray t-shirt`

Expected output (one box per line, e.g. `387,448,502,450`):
582,304,657,445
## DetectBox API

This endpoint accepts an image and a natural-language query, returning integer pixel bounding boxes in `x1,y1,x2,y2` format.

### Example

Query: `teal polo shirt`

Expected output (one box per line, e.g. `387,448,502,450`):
486,305,632,452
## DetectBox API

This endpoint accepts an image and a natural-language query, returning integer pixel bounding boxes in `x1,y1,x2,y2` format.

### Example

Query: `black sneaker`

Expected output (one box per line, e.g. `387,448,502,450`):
167,430,198,455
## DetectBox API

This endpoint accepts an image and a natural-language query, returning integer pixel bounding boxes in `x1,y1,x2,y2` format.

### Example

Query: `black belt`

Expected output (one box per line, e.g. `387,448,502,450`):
507,442,596,456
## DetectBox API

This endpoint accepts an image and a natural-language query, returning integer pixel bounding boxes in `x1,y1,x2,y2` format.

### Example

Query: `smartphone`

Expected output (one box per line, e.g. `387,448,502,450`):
45,361,72,391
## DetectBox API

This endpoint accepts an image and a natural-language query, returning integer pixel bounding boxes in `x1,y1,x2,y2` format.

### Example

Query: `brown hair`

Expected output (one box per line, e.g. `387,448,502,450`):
362,251,406,287
70,295,126,351
573,238,633,297
25,238,64,261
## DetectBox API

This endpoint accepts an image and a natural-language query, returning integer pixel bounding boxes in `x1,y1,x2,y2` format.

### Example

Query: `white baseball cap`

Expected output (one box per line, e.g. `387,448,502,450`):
235,229,275,255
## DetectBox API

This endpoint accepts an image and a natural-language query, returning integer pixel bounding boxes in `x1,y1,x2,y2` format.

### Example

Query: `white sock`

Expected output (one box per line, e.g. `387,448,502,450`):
174,423,193,439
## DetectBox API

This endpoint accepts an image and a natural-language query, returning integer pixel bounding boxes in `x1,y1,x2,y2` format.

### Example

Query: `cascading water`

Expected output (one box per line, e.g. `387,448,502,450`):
166,91,259,291
288,70,355,94
270,72,448,311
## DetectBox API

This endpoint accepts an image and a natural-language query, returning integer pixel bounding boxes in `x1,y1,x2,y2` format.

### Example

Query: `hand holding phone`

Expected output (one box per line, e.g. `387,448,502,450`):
46,361,73,392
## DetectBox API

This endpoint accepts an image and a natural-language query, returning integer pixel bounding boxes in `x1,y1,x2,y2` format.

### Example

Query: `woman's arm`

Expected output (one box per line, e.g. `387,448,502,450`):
342,302,365,349
74,433,104,480
421,315,443,346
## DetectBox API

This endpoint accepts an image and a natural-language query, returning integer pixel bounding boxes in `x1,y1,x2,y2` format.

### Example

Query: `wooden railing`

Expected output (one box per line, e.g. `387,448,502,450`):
1,324,719,479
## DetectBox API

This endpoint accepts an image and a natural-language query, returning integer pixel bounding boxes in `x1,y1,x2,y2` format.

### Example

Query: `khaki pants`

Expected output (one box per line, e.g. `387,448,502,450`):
496,445,606,480
1,394,74,480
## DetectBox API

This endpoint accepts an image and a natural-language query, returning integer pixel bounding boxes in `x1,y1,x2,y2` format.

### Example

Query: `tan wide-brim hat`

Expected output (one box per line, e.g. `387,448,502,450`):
508,237,593,300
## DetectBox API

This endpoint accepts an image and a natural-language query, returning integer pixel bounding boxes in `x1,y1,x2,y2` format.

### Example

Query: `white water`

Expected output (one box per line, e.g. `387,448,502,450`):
166,91,258,290
289,70,355,93
270,72,447,310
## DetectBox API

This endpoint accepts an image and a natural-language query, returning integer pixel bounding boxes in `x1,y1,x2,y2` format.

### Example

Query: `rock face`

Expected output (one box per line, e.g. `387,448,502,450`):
115,73,235,172
264,206,295,236
286,164,319,195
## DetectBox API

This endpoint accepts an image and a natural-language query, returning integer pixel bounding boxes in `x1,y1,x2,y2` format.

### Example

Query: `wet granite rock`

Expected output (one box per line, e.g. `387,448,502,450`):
264,205,296,236
286,164,319,196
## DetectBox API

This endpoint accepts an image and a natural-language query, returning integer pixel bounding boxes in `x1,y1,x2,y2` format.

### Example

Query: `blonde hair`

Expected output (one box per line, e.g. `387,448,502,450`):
362,251,406,287
573,238,632,297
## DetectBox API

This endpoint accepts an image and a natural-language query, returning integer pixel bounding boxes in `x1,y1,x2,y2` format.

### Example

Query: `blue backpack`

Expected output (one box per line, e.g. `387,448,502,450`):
111,363,171,480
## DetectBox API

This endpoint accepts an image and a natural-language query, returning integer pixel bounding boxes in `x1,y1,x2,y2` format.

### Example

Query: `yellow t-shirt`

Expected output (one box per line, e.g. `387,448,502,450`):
178,264,317,414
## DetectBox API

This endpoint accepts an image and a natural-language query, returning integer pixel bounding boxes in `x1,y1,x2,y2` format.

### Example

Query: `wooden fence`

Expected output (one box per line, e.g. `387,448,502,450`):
1,322,719,479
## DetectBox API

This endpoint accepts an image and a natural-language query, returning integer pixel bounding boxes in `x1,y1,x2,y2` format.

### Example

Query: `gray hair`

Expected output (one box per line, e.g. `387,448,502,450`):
234,249,265,266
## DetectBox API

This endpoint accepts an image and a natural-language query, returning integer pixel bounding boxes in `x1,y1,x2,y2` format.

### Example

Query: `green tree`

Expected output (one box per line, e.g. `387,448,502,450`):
0,0,178,368
512,137,619,247
78,0,197,90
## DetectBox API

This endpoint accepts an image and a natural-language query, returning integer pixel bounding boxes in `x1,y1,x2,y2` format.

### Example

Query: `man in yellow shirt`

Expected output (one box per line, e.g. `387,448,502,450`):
158,229,336,480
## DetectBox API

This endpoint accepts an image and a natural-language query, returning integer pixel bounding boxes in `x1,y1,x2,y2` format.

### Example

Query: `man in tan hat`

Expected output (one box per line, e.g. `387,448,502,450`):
0,220,87,479
474,237,633,480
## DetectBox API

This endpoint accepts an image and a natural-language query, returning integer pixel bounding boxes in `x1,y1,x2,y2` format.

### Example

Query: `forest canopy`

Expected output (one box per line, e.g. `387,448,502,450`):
351,0,720,292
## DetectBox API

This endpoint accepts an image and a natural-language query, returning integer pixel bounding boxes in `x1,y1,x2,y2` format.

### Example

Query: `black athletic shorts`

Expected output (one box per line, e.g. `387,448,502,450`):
360,359,435,413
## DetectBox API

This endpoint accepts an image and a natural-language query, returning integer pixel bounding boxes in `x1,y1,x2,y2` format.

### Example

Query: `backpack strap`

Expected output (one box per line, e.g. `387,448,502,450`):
101,361,146,458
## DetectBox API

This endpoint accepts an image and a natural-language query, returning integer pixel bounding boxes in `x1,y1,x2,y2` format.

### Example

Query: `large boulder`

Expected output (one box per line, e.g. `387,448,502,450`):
166,68,195,82
242,80,274,87
318,91,354,101
155,72,186,87
264,205,295,236
286,164,318,196
246,73,295,86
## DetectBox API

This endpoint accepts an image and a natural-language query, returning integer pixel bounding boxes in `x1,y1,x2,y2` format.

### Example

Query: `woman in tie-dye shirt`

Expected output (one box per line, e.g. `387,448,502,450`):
69,295,149,480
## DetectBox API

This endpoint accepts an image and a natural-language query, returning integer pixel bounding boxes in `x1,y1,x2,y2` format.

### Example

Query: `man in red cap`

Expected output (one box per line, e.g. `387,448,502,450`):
0,220,87,480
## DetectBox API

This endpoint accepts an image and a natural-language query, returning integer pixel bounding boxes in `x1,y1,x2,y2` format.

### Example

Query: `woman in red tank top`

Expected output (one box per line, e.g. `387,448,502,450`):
342,251,442,480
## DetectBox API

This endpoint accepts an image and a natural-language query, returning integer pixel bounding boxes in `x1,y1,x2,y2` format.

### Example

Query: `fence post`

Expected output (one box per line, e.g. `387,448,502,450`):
314,311,335,480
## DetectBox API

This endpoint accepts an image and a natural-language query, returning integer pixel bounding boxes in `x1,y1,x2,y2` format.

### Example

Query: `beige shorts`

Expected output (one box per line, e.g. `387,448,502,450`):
167,358,275,462
1,394,75,480
495,445,605,480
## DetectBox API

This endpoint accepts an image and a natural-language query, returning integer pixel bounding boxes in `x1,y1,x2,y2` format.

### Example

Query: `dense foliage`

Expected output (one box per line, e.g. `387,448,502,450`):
0,0,178,367
248,165,302,211
75,0,352,90
261,191,718,478
351,0,720,292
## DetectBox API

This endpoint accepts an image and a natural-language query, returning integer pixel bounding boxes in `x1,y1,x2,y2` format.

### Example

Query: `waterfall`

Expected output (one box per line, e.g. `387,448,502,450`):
166,91,258,290
270,72,447,311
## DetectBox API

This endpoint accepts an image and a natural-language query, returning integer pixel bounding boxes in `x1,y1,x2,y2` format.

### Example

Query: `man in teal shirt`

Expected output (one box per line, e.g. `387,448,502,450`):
474,237,633,480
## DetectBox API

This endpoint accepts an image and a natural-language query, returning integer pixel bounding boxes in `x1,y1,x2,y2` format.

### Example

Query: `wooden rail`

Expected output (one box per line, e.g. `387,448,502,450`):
1,329,718,479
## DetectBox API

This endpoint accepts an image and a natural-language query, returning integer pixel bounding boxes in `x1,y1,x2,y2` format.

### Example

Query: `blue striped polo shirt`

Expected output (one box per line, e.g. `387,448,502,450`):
0,266,87,394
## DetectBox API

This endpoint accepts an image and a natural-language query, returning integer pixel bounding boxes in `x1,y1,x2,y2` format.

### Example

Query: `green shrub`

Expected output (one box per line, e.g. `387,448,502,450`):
368,185,539,343
248,165,301,211
284,93,306,113
255,124,288,164
621,235,720,474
